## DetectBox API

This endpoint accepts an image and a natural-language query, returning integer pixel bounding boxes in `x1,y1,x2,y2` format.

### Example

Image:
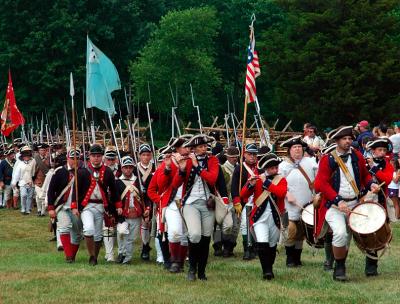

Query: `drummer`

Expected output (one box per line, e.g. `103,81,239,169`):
279,136,318,267
364,137,394,276
314,126,379,281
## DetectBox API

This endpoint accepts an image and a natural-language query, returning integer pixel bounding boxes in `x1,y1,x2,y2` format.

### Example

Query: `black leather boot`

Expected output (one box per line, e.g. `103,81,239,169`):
197,236,211,281
213,241,223,257
333,258,348,281
294,248,303,266
187,241,199,281
242,235,251,260
141,243,151,261
265,245,277,280
257,243,270,280
285,246,296,267
365,252,378,277
323,233,334,271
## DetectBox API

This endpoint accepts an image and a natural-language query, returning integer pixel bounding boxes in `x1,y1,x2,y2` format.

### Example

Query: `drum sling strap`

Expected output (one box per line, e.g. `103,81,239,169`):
332,152,392,260
284,158,314,192
331,150,360,196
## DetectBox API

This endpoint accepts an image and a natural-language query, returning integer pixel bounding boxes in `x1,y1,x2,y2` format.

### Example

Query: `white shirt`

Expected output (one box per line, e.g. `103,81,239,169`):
388,171,399,190
338,154,357,199
185,174,210,205
303,135,325,149
389,133,400,154
11,158,36,187
279,157,317,220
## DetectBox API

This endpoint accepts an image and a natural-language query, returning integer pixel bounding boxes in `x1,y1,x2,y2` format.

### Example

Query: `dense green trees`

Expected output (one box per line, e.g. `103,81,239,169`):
0,0,399,136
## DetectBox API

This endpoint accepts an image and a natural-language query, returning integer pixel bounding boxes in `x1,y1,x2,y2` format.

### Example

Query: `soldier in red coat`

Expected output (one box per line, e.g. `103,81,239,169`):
314,126,379,281
156,135,193,274
240,153,287,280
363,137,394,275
171,134,224,281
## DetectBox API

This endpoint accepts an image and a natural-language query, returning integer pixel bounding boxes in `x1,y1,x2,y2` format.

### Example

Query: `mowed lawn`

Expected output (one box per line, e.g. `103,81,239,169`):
1,209,400,304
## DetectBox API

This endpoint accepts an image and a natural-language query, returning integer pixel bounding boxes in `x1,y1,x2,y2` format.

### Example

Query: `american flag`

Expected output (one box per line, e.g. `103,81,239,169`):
245,28,260,103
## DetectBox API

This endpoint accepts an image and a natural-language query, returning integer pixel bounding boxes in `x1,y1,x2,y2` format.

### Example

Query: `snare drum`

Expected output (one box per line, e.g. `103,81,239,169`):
348,202,392,252
301,202,324,248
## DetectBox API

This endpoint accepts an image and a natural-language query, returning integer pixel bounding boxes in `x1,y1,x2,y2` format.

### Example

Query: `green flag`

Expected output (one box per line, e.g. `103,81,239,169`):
86,36,121,114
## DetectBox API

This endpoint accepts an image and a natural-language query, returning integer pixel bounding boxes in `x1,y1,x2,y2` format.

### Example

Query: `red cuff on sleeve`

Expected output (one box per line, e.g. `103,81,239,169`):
47,205,55,211
222,197,229,205
71,202,77,209
115,201,122,209
233,197,241,205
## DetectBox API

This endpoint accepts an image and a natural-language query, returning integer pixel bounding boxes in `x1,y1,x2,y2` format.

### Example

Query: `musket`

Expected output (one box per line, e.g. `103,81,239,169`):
107,106,122,162
45,108,53,143
45,124,50,146
254,98,269,145
146,82,156,166
40,113,44,143
224,114,231,147
230,113,239,149
70,73,79,208
124,86,135,154
253,114,263,143
81,116,87,168
90,121,96,145
190,84,203,134
117,101,125,151
169,83,181,137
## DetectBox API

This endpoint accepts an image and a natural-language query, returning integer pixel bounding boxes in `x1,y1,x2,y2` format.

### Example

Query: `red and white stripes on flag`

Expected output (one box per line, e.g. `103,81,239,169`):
245,27,261,103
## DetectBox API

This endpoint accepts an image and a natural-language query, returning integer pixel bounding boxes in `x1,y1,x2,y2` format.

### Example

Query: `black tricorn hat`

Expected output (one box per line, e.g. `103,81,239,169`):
183,134,214,147
280,135,308,149
366,138,391,151
321,143,337,155
328,126,355,140
169,134,193,149
257,153,282,170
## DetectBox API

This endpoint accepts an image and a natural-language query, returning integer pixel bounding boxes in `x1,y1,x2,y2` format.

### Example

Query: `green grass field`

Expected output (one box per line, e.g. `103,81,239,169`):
1,208,399,304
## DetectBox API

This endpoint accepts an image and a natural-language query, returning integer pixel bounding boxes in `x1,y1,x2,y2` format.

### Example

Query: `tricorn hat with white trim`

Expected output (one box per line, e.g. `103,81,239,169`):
280,135,308,149
257,153,282,170
328,126,355,140
366,138,391,151
183,134,215,147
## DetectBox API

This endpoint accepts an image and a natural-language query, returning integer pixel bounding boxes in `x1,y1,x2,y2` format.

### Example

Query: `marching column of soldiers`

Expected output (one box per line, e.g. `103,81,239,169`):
1,119,399,282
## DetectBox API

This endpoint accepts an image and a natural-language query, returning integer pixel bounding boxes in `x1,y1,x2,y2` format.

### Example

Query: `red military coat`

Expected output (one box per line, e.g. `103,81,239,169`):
240,175,287,227
171,155,220,203
314,149,372,237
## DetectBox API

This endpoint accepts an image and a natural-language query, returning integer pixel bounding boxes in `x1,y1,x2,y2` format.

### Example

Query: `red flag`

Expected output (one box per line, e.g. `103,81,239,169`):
1,70,25,136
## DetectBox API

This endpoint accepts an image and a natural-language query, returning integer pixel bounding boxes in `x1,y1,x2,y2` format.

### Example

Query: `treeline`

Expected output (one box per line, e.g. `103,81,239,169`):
0,0,399,138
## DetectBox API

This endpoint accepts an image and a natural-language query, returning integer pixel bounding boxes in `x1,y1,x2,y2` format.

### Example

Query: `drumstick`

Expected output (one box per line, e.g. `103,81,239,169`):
332,205,368,217
292,201,313,215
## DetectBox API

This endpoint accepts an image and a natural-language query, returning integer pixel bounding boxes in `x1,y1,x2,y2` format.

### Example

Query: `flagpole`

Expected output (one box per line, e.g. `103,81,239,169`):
238,95,249,196
70,73,79,209
238,14,257,200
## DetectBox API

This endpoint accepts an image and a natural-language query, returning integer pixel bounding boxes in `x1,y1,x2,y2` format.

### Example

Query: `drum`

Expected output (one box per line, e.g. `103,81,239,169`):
301,202,324,248
348,202,392,252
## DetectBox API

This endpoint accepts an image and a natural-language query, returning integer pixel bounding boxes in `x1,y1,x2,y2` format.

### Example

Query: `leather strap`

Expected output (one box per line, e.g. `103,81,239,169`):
285,157,314,191
331,150,359,196
54,177,75,213
120,179,140,201
254,175,283,207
